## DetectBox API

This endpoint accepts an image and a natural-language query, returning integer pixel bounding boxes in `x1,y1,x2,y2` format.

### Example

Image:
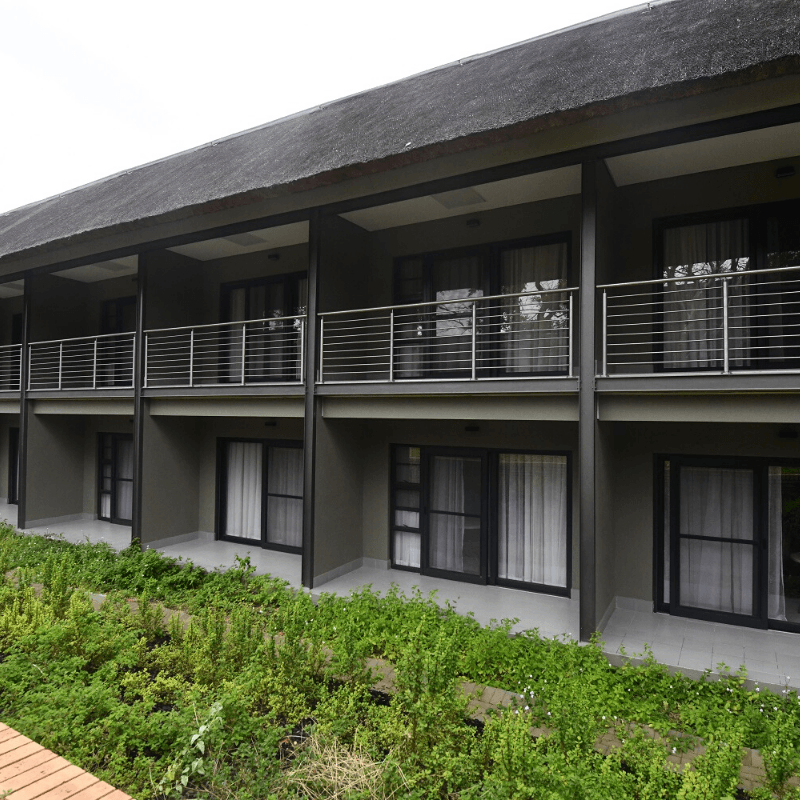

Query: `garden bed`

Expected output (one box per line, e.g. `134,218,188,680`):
0,522,798,799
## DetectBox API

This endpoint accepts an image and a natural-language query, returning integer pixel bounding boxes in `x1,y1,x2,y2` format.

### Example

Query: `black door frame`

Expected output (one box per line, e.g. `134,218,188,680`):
97,433,134,526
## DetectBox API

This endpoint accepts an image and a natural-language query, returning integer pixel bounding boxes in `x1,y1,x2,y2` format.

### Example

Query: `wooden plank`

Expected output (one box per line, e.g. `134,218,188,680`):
33,770,99,800
66,780,118,800
0,756,71,791
4,763,84,800
0,742,43,767
0,734,35,756
0,751,60,782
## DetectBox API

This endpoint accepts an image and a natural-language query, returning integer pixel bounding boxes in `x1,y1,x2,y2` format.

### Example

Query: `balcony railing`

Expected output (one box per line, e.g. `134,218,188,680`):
599,264,800,376
144,316,306,389
318,288,577,384
0,344,22,391
28,333,135,390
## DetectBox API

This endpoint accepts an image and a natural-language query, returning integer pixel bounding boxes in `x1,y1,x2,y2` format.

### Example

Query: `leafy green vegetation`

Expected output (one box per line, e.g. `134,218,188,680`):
0,521,798,799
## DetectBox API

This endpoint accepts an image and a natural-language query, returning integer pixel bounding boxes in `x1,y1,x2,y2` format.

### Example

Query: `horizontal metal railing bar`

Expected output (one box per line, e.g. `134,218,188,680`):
597,264,800,291
142,381,305,390
320,372,574,385
319,288,578,317
145,316,306,335
30,331,134,346
601,368,800,377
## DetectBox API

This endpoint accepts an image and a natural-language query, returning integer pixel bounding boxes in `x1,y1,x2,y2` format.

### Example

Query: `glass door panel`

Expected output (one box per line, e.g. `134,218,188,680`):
672,463,760,624
224,441,263,540
114,437,134,523
769,466,800,626
426,453,484,578
265,446,303,548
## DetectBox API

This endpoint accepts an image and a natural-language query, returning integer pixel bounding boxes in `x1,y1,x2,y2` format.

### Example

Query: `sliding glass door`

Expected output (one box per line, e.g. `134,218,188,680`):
219,439,303,551
662,457,800,631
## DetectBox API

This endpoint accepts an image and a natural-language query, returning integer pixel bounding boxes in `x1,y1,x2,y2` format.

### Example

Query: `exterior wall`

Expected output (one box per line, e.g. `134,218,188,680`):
81,415,134,518
0,296,23,346
25,413,85,523
344,195,582,312
311,418,580,587
608,420,800,605
28,273,137,342
612,155,800,286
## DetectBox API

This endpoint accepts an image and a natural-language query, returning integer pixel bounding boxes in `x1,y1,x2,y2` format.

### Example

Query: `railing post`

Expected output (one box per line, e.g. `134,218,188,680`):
318,317,325,383
568,291,574,378
389,310,395,382
189,328,195,388
299,318,305,383
92,337,98,389
27,345,32,391
601,289,608,378
722,277,730,375
240,323,247,385
58,341,63,390
471,300,477,380
144,334,149,388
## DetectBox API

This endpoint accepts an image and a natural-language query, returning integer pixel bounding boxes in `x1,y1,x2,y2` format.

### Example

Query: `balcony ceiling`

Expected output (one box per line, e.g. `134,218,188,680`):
56,255,138,283
606,120,800,185
167,220,309,261
0,281,23,298
340,166,581,231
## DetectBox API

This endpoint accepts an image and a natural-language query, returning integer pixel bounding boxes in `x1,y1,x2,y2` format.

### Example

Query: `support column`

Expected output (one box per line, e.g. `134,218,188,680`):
131,253,147,546
301,211,321,588
579,161,598,642
16,278,32,529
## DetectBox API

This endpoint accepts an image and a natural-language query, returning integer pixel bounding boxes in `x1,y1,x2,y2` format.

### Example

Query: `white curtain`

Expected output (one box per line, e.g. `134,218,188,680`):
498,454,567,587
768,467,787,621
500,243,569,373
394,531,421,568
115,438,134,522
662,220,750,369
266,447,303,547
679,466,753,615
429,456,466,573
225,442,262,539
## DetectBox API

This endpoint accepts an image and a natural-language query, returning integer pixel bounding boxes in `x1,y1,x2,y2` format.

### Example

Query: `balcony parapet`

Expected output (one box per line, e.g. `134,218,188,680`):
144,316,306,391
597,265,800,381
28,333,134,392
0,344,22,393
318,288,577,386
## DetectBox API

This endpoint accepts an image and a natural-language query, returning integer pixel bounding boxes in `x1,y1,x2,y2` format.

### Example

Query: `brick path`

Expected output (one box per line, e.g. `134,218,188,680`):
0,723,131,800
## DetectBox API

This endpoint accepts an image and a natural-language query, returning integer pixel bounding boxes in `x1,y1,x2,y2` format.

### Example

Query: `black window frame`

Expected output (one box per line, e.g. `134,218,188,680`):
393,232,573,379
654,453,800,634
216,437,303,553
390,443,572,596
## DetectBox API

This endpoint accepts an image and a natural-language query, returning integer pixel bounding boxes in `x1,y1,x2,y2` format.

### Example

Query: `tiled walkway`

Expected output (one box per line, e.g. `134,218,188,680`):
0,723,130,800
601,605,800,691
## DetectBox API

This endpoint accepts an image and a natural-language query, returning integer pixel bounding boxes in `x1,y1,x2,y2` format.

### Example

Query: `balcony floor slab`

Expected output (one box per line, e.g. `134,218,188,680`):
25,517,132,551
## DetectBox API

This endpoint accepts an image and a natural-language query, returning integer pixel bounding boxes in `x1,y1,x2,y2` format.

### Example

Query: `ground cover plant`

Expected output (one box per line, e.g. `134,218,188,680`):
0,521,798,799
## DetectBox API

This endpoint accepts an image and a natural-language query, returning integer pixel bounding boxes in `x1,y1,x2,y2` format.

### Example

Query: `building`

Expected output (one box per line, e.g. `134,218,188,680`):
1,0,799,684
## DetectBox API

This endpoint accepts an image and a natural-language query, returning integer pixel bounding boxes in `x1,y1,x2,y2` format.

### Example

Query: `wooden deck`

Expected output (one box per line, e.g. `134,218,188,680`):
0,724,131,800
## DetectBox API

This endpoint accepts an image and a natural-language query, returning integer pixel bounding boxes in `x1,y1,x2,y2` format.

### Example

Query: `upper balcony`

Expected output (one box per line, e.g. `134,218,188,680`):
0,344,21,394
318,286,576,391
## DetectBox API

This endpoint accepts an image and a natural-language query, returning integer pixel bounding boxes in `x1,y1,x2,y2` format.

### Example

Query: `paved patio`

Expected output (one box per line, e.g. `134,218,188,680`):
601,604,800,691
0,502,17,529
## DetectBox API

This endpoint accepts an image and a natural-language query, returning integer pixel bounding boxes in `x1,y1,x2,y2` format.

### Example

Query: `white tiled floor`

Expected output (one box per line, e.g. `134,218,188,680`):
152,538,302,586
26,517,133,551
312,566,579,637
0,502,18,528
601,607,800,691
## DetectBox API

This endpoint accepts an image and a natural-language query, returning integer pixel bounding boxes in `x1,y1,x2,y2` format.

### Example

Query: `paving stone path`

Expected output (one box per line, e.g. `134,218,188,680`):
0,723,131,800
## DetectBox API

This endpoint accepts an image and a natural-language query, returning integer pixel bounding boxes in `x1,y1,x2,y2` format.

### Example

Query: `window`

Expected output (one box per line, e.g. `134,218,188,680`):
655,202,800,371
656,455,800,631
99,297,136,387
391,445,570,593
394,234,571,378
218,439,303,551
98,433,133,525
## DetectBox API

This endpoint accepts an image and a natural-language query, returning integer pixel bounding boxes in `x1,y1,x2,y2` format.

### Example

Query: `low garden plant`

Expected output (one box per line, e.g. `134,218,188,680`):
0,521,798,798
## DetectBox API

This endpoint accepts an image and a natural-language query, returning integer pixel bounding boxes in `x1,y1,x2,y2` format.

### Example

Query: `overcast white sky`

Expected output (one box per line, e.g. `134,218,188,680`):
0,0,639,215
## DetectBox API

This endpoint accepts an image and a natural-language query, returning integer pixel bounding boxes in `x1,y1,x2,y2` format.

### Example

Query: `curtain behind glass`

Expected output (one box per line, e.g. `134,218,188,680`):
114,438,134,522
226,288,247,382
225,442,262,539
500,243,569,373
768,467,787,621
266,447,303,548
679,466,753,615
498,454,567,587
662,220,750,369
